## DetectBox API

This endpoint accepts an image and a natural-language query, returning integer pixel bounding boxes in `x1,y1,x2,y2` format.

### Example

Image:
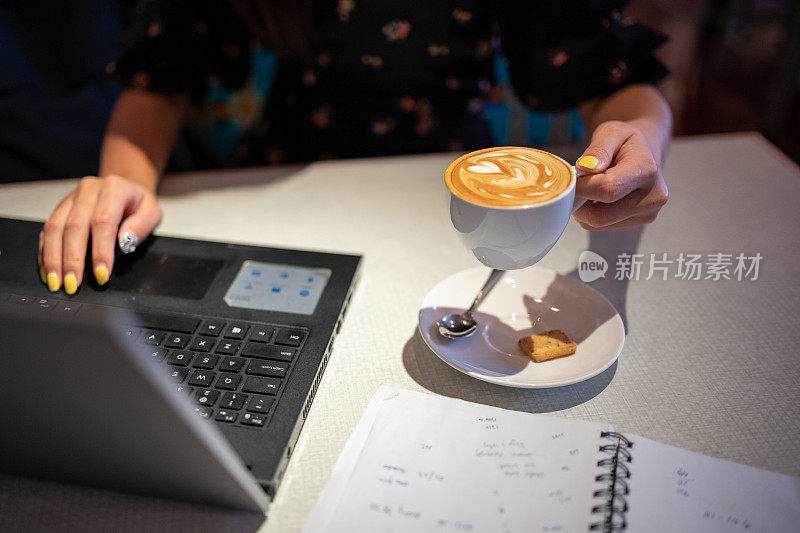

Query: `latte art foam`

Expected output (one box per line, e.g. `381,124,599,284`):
445,147,573,207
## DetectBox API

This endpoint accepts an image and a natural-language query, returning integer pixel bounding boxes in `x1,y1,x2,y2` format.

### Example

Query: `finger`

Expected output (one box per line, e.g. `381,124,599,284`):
577,209,661,231
576,121,633,173
61,177,101,294
575,147,657,203
37,231,46,284
118,193,163,254
91,176,135,285
42,195,74,292
573,188,652,229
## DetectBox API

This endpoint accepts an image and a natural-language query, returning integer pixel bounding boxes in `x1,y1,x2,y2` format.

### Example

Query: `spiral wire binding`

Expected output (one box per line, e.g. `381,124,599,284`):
589,431,634,532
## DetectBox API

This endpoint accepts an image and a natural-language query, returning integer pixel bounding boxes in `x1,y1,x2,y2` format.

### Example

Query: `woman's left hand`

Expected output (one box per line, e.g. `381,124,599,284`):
572,120,668,230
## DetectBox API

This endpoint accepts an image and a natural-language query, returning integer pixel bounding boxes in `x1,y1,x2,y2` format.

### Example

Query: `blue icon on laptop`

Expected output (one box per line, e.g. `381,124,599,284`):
300,290,310,297
244,283,253,290
307,277,314,283
280,273,289,279
272,287,281,293
251,270,261,276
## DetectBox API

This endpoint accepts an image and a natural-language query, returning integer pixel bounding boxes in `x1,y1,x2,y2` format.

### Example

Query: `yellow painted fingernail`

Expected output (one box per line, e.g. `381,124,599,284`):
577,155,599,170
64,273,78,295
47,271,60,292
94,264,110,286
39,266,47,284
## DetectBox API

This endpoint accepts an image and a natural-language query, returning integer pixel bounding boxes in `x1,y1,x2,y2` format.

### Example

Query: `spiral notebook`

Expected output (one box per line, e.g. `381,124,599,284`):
304,386,800,533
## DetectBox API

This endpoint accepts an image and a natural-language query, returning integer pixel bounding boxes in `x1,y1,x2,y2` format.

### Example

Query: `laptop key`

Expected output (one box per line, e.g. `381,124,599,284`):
188,370,215,387
216,341,240,355
176,385,194,396
54,301,81,314
246,359,288,378
140,330,165,345
8,295,34,305
216,374,242,390
241,342,296,362
200,320,225,336
241,412,266,427
195,388,220,406
219,392,247,410
166,350,193,366
224,323,249,340
33,298,56,310
194,406,213,419
242,376,281,395
164,333,190,349
145,348,168,362
121,326,141,341
246,396,274,413
220,357,245,372
170,368,189,383
192,354,219,369
274,329,306,347
189,337,214,352
215,410,238,423
248,326,274,343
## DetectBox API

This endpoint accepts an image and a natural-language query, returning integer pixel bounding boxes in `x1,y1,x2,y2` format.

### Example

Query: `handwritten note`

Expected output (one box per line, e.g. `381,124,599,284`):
304,387,800,532
305,386,611,532
625,436,800,532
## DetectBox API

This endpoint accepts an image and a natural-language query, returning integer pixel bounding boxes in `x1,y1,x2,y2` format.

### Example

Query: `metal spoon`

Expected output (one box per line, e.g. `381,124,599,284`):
437,269,505,338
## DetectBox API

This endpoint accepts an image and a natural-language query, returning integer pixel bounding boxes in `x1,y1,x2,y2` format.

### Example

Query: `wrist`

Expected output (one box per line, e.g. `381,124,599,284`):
101,172,159,195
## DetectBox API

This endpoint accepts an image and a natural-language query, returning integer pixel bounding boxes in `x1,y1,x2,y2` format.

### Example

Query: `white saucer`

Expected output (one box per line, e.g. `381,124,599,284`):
418,267,625,388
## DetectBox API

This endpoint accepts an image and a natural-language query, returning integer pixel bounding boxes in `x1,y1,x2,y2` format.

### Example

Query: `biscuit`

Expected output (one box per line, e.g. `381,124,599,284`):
518,329,577,362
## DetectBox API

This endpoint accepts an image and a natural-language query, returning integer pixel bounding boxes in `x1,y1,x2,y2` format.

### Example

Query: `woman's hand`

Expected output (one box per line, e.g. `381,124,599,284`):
573,83,672,231
38,175,162,294
572,120,668,230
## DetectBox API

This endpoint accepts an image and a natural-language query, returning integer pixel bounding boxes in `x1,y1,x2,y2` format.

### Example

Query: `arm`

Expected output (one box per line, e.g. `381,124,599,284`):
39,90,187,293
37,0,251,293
572,84,672,230
491,0,671,230
100,90,188,191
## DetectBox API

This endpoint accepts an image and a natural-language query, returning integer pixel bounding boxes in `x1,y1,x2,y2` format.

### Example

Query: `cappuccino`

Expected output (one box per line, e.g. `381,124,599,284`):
445,147,573,208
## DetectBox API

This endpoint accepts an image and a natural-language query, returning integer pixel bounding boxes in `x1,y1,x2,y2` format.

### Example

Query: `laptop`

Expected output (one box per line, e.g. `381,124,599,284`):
0,216,361,512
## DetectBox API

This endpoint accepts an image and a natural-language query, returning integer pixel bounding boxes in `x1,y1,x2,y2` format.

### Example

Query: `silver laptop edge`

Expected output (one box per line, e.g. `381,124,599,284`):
0,306,269,513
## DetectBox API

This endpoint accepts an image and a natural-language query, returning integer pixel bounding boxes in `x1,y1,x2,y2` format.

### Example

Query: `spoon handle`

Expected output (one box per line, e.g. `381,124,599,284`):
466,269,505,315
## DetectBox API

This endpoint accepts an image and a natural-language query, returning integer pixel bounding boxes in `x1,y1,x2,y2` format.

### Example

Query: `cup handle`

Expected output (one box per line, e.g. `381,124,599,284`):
572,168,588,213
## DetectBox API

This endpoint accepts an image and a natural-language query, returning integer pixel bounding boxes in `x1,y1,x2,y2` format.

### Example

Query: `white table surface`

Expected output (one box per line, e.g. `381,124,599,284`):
0,132,798,532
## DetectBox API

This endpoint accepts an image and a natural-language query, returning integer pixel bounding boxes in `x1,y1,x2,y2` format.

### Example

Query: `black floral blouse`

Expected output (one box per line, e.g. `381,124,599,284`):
111,0,668,165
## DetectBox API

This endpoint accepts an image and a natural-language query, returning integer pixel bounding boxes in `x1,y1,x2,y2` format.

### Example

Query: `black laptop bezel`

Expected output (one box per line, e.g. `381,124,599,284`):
0,217,362,496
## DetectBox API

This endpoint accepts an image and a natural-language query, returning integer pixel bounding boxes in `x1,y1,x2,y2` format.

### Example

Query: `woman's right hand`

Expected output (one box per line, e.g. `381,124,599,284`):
39,174,162,294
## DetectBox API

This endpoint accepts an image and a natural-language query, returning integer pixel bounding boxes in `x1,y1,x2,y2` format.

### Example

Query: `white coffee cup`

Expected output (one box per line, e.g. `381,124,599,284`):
446,149,586,270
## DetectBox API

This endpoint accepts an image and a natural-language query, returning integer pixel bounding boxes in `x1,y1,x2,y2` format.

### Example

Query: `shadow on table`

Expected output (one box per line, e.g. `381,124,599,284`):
0,473,264,533
402,328,617,413
566,225,645,334
158,164,310,197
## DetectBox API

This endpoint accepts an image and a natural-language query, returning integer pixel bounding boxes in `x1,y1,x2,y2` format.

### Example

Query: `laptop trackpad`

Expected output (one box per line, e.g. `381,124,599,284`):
112,252,224,300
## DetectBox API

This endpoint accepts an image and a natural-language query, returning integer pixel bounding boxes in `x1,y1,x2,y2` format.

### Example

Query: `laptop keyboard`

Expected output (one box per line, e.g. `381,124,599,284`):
4,294,308,430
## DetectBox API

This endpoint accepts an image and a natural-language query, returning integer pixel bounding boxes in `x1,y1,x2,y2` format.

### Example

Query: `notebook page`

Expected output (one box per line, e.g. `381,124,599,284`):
303,385,395,532
313,387,611,532
626,435,800,532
